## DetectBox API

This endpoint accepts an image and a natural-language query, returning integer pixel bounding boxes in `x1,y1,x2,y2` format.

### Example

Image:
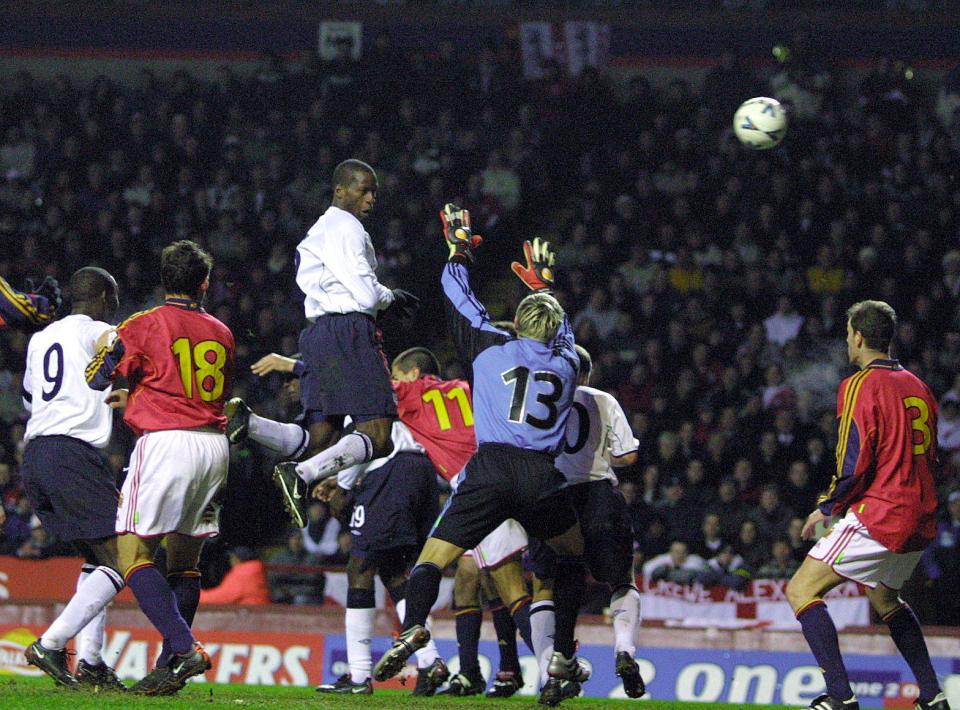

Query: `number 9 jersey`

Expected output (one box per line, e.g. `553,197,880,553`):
86,298,235,436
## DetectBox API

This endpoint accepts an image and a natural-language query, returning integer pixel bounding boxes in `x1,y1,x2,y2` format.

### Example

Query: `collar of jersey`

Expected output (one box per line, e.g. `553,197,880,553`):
165,297,202,311
865,358,901,370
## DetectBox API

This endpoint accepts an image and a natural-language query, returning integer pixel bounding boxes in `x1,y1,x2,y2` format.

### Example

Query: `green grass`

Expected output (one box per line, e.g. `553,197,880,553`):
0,677,795,709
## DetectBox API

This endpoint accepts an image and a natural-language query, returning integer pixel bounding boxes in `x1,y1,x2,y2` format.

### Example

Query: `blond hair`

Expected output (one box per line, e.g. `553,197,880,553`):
515,292,564,343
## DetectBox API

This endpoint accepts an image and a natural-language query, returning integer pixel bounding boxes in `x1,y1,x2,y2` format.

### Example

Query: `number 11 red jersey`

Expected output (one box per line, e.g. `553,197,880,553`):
393,375,477,480
86,298,235,436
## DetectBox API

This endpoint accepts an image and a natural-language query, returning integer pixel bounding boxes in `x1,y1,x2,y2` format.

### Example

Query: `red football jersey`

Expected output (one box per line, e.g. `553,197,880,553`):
394,375,477,480
819,359,939,553
87,299,235,436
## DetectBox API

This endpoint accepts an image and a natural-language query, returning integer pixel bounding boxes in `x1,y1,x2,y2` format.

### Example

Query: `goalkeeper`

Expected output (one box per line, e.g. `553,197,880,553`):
374,204,590,707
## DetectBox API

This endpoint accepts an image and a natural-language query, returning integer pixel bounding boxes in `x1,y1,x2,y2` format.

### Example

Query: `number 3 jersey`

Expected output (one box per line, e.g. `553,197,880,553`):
87,298,235,436
23,314,114,447
818,358,939,553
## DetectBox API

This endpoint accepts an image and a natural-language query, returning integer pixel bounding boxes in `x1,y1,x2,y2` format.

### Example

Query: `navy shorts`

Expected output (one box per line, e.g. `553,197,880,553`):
21,435,119,542
298,313,397,424
432,443,577,551
528,479,633,584
348,452,439,560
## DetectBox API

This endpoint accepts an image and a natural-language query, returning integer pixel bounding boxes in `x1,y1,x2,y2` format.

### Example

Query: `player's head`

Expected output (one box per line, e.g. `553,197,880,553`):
69,266,119,321
514,292,564,343
392,346,440,382
575,344,592,386
161,240,214,302
846,300,897,366
332,159,377,222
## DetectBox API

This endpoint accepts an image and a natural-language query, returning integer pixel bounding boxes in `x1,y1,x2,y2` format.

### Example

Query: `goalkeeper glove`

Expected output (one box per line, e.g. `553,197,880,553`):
25,275,62,321
439,203,483,262
511,238,556,292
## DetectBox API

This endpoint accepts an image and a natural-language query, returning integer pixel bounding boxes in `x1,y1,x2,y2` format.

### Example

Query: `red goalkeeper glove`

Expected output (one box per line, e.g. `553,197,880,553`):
511,238,556,292
439,203,483,262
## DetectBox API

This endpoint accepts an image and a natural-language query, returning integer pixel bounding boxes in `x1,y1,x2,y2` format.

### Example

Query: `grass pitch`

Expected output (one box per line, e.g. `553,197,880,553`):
0,677,796,709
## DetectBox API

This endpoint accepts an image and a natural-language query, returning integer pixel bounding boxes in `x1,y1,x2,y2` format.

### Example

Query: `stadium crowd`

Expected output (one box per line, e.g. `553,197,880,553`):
0,36,959,623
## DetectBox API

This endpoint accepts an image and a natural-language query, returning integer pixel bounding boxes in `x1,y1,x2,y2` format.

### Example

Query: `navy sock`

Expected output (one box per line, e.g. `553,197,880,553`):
157,571,201,667
126,564,195,657
884,604,941,702
488,599,520,674
797,601,852,701
552,562,585,658
454,606,482,676
402,563,441,631
509,595,534,655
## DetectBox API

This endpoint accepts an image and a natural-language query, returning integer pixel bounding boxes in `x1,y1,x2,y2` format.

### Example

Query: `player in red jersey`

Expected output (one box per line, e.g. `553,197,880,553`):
87,240,235,696
0,274,60,329
786,301,950,710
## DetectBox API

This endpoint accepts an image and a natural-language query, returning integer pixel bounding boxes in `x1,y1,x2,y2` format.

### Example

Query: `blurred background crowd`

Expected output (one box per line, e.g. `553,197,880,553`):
0,29,959,623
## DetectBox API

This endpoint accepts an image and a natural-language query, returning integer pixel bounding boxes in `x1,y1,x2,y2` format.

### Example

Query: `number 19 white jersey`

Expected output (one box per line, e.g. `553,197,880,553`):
23,314,113,448
555,385,639,486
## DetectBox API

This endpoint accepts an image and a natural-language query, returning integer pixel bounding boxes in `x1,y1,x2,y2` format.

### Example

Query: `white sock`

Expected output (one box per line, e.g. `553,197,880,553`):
345,607,375,683
611,586,641,656
396,598,440,669
530,600,555,687
296,432,373,484
249,414,309,458
74,565,106,664
41,566,124,650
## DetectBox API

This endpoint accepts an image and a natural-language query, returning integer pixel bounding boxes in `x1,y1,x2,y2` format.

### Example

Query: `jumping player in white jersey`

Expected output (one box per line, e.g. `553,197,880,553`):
528,345,645,698
21,267,126,691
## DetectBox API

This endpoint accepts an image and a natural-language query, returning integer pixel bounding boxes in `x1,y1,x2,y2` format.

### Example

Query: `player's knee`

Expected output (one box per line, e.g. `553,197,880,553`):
346,556,376,589
785,576,812,611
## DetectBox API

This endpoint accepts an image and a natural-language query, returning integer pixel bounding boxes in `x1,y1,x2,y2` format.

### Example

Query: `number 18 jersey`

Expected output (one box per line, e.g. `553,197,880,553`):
24,314,114,447
86,298,235,436
394,375,476,481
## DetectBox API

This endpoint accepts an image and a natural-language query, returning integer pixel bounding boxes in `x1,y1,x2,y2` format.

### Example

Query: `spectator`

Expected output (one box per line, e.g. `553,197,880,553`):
786,516,813,562
644,540,705,584
655,476,704,544
199,547,271,605
920,491,960,625
267,529,325,605
756,538,800,579
696,544,750,591
763,296,804,347
735,520,768,570
750,484,794,543
690,511,726,559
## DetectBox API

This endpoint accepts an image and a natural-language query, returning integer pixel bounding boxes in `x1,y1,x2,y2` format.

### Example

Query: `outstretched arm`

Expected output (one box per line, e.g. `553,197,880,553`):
0,275,59,330
441,261,510,362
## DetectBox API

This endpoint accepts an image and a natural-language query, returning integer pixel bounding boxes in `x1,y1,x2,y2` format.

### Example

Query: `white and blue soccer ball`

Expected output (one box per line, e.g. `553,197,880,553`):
733,97,788,150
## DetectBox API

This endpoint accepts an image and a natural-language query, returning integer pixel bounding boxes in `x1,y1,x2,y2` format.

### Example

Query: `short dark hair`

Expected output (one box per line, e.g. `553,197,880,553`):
392,347,440,377
69,266,116,304
575,344,592,378
161,240,213,299
332,159,374,189
847,300,897,352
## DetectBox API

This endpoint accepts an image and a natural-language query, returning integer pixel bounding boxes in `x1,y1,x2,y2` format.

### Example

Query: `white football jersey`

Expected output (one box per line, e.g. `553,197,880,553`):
23,314,113,448
555,385,638,486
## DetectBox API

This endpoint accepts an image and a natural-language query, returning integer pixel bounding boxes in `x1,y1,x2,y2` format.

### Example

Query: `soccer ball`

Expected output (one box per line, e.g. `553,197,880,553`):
733,97,787,150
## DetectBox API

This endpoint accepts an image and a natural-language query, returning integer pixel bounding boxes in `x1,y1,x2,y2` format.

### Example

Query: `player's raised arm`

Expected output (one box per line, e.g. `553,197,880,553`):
0,275,61,330
438,203,510,361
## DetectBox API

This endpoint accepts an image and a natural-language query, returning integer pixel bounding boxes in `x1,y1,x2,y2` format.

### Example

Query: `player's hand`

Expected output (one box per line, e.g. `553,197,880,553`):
801,509,827,541
386,289,421,320
439,203,483,262
313,477,340,502
511,238,556,292
105,388,129,409
251,353,298,376
25,275,62,321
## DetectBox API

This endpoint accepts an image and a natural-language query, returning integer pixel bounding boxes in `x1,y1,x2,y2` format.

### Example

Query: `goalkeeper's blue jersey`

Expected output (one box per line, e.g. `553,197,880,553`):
441,261,577,454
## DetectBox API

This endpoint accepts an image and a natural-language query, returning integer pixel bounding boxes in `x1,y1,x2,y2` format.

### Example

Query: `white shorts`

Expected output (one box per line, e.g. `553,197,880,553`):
808,510,922,590
464,519,528,569
117,429,229,538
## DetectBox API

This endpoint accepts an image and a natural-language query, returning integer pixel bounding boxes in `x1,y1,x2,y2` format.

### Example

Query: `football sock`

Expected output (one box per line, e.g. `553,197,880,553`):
489,599,520,674
796,600,853,701
610,584,641,657
453,605,483,677
41,565,123,652
530,599,555,686
395,598,441,669
883,604,941,702
74,565,105,664
552,561,586,658
249,414,309,458
346,588,376,683
509,595,534,654
126,564,195,656
296,432,374,484
158,570,201,667
399,563,441,631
